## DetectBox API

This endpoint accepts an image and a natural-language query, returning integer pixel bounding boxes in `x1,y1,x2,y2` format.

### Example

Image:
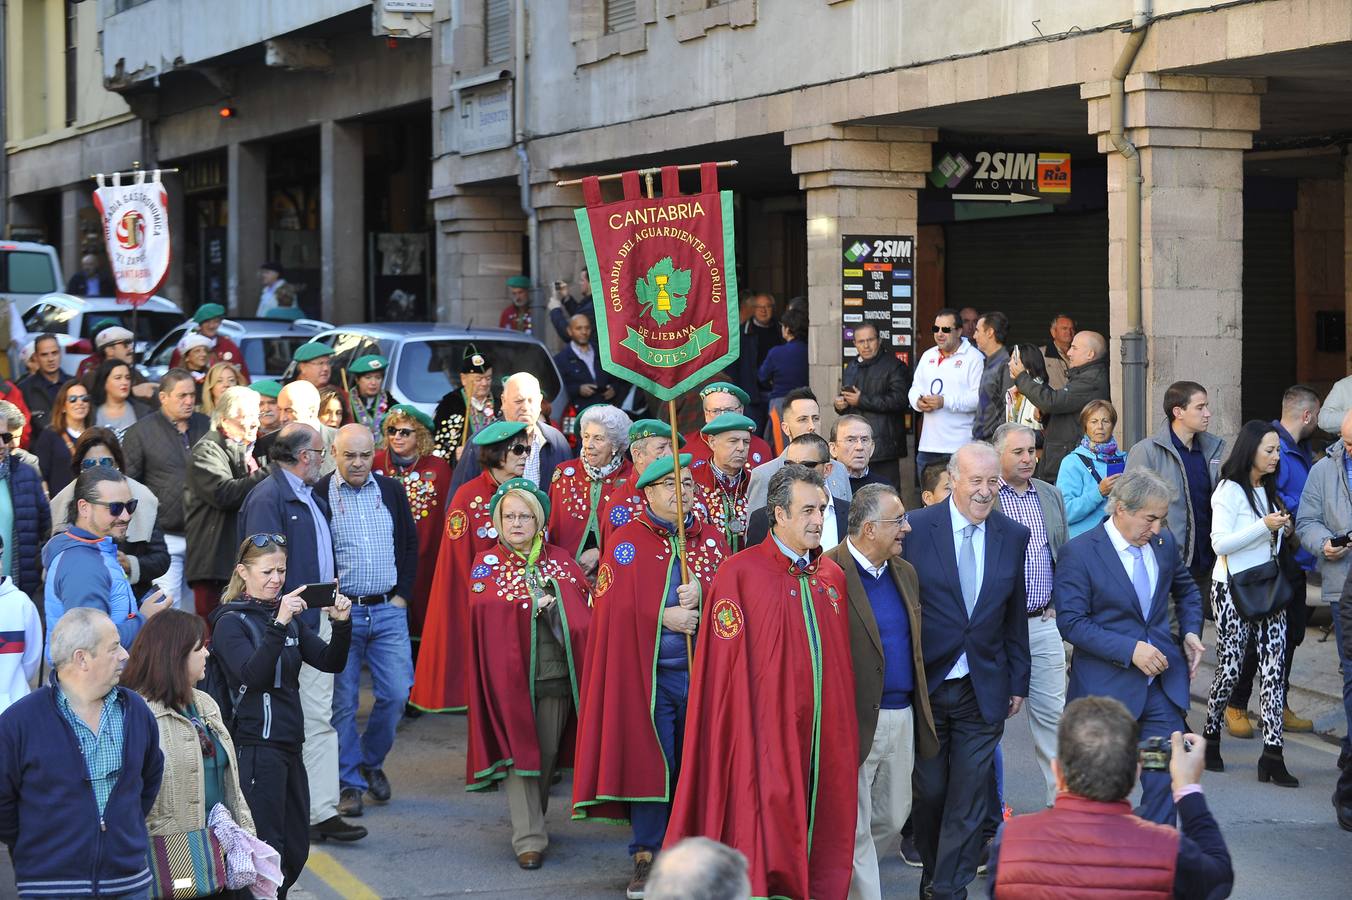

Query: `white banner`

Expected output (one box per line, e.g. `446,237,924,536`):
92,170,171,307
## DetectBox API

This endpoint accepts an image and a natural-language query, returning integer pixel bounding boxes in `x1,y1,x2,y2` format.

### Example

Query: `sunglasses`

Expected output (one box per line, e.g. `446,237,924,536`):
791,459,827,469
0,433,10,445
88,498,138,517
932,325,955,334
67,394,91,404
507,443,529,456
81,457,118,471
245,533,287,549
385,426,416,438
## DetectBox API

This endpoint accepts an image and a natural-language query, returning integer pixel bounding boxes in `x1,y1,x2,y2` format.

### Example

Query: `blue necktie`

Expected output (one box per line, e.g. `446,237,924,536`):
959,524,978,616
1127,545,1152,619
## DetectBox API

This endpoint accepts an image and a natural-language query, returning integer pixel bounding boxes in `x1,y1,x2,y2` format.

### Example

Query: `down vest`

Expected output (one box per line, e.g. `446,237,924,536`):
3,460,51,597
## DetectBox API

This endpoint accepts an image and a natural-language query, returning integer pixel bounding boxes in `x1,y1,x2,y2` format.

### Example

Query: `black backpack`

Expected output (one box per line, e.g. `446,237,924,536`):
198,606,265,730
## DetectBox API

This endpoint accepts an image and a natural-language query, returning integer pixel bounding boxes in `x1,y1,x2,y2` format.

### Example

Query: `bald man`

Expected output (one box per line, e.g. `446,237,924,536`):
1009,329,1111,479
554,312,618,413
258,381,338,474
448,371,572,493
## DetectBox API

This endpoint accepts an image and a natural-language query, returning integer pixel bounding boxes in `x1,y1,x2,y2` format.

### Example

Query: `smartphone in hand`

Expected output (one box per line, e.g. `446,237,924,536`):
299,582,339,608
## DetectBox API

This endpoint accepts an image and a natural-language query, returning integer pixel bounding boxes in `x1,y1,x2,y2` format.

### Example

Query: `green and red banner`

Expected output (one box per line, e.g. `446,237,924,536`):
574,164,740,402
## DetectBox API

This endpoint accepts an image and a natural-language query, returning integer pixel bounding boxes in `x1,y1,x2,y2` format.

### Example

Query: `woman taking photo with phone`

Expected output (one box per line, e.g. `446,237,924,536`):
1203,420,1298,787
208,534,353,897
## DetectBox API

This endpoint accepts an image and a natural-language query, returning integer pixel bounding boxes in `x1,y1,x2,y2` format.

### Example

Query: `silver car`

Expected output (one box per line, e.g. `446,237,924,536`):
141,317,333,382
307,323,565,419
21,293,185,374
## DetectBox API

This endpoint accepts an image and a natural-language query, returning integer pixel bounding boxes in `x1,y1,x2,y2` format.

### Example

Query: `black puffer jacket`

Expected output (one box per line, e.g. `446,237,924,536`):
1014,355,1112,480
839,353,912,460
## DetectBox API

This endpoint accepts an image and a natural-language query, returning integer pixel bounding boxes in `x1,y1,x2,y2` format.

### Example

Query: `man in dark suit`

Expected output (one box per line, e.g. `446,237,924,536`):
1054,467,1206,825
744,434,848,549
824,483,937,900
553,313,617,414
239,422,367,843
900,442,1030,900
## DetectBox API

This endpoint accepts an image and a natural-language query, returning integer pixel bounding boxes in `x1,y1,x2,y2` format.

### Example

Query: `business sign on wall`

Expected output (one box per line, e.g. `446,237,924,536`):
929,148,1072,203
841,235,914,368
458,81,514,155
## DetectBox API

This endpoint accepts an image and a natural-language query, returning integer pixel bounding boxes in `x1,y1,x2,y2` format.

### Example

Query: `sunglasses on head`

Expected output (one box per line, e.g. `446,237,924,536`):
81,457,117,471
507,443,529,456
385,426,416,438
88,498,138,517
245,533,287,549
932,325,955,334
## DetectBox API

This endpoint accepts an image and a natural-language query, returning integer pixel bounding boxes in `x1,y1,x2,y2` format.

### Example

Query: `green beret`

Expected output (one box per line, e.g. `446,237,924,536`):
699,381,749,406
472,419,528,446
349,354,388,375
627,418,685,446
636,453,694,490
489,476,551,521
249,379,283,399
293,342,334,363
506,275,531,289
193,303,226,324
701,412,756,436
386,403,433,432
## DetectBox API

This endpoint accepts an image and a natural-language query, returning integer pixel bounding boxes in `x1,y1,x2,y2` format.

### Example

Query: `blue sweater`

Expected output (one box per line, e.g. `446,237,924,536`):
0,683,163,898
856,560,913,709
758,339,809,400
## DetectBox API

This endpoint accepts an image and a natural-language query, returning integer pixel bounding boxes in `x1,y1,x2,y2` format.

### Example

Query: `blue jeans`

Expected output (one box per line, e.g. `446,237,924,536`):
1136,680,1187,825
332,601,414,791
629,666,689,855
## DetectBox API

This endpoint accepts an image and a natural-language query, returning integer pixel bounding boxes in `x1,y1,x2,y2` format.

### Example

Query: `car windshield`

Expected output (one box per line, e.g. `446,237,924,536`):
395,339,562,404
244,336,317,378
78,310,182,344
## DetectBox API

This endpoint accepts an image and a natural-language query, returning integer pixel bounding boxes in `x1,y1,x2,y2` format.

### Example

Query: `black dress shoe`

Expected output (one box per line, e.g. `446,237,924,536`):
1333,796,1352,832
361,765,392,803
309,815,368,842
337,786,363,817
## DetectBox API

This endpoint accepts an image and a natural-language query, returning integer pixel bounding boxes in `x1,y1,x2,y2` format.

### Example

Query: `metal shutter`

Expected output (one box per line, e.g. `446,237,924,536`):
605,0,637,33
942,210,1110,344
1241,208,1295,422
485,0,511,64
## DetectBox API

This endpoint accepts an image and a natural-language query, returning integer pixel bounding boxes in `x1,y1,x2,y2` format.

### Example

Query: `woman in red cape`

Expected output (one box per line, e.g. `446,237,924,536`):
372,404,452,643
663,484,858,900
466,477,590,870
546,404,631,578
408,418,529,713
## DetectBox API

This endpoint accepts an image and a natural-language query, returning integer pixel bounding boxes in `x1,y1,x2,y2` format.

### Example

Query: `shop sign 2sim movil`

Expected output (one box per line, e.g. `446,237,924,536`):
841,235,914,368
929,148,1072,203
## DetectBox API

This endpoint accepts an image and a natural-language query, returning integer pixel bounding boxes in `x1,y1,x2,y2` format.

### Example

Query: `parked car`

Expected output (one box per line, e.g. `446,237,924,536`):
21,293,184,374
141,317,332,382
307,323,565,420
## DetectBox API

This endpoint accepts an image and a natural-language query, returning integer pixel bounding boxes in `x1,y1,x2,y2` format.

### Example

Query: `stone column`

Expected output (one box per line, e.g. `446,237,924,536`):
785,125,936,430
532,178,587,350
1084,74,1263,441
162,175,187,306
433,186,525,327
60,189,83,285
226,141,267,316
320,120,365,324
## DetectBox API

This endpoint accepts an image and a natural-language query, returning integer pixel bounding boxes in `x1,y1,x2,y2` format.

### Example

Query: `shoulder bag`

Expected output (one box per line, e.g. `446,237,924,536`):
1223,525,1292,622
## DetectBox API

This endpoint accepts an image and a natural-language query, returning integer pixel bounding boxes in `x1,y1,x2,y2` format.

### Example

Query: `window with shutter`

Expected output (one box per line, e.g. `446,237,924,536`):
605,0,638,34
485,0,511,64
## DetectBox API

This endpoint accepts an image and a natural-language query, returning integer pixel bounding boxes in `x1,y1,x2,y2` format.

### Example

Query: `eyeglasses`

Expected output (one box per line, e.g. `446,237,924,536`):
66,394,91,404
501,513,536,524
81,457,117,471
873,515,910,528
932,326,955,334
507,443,529,456
839,435,874,446
301,447,327,458
245,533,287,549
706,406,741,417
385,426,416,438
88,498,138,517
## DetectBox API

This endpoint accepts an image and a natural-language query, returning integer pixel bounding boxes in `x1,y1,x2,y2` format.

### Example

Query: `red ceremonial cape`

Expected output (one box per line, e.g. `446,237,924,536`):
689,458,752,554
373,450,453,639
545,456,632,558
409,469,502,712
598,477,709,555
466,541,591,789
664,538,858,900
571,512,728,824
683,430,773,470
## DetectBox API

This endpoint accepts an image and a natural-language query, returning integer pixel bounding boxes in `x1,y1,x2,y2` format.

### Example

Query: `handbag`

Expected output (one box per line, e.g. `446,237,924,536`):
1224,529,1293,621
147,827,229,899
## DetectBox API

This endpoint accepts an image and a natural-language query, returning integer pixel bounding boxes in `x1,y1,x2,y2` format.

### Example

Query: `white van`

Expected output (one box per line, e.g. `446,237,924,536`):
0,242,62,377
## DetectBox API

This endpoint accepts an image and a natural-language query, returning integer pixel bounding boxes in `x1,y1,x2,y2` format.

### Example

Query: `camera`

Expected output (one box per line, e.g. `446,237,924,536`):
1332,532,1352,548
1139,736,1171,771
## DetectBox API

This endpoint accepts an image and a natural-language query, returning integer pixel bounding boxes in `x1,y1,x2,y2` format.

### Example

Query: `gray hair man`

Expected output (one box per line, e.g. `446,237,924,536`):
823,483,938,900
271,380,336,474
1054,467,1205,825
319,425,419,818
992,422,1069,808
645,837,752,900
0,608,164,898
450,371,571,493
1009,329,1111,479
0,399,40,478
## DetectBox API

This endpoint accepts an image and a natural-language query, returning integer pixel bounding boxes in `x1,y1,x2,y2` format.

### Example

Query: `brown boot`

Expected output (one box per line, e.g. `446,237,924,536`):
1224,706,1254,739
626,851,653,899
1283,706,1314,733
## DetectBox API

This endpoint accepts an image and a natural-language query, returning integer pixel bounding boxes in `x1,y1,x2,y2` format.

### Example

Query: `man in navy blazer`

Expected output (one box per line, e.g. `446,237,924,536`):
1054,467,1206,825
901,443,1031,900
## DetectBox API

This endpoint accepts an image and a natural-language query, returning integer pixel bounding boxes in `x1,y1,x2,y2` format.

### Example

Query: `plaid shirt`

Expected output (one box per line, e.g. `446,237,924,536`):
55,684,126,818
329,473,397,596
998,479,1055,612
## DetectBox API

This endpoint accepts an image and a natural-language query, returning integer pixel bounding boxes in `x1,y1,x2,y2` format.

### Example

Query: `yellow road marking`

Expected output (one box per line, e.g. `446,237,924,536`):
306,848,382,900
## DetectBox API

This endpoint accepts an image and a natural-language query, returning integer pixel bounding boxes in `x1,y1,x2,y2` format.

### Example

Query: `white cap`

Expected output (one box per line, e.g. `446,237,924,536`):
94,326,135,349
177,332,213,354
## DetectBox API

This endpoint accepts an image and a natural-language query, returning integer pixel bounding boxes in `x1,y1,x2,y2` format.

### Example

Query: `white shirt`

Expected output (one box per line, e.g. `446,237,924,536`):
0,578,41,714
523,426,546,487
256,278,287,316
947,500,986,680
846,538,886,579
907,339,985,454
1105,518,1158,596
1210,479,1280,581
570,342,597,380
821,492,840,551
